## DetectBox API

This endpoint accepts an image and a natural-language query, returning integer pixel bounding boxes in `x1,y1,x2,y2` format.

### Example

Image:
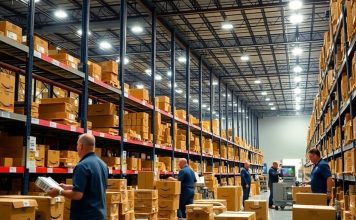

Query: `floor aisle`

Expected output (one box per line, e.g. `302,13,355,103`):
250,191,292,220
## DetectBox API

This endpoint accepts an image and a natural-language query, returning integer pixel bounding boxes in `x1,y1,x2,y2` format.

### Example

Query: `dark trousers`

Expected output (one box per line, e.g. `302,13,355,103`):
242,186,250,206
269,184,273,206
178,188,194,218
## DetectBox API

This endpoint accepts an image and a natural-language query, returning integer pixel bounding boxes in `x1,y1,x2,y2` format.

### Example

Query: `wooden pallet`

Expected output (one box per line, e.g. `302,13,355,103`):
53,119,79,126
103,80,120,88
93,128,119,136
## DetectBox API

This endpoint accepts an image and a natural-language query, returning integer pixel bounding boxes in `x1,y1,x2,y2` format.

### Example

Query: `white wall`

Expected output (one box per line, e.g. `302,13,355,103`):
259,115,310,167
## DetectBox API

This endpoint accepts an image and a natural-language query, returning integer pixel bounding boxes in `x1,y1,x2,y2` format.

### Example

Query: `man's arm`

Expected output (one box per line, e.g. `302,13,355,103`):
47,188,83,200
326,177,333,199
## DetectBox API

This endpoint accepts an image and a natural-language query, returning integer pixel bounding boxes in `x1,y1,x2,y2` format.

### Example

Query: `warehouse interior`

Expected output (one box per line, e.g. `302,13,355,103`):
0,0,353,219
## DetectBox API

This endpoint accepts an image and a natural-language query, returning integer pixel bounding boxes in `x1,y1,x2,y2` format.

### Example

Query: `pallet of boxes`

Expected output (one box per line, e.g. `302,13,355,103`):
106,179,134,220
136,171,159,219
156,180,181,219
204,173,218,199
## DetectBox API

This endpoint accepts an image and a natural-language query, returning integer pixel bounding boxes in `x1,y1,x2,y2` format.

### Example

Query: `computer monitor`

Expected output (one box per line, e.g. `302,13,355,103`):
281,166,296,178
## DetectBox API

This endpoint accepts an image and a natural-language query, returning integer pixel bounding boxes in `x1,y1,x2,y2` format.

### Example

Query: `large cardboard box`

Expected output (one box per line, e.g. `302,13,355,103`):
134,189,158,200
214,211,256,220
106,192,122,204
292,205,336,220
99,60,118,75
156,180,181,194
0,157,13,166
107,203,119,217
217,186,242,211
88,103,117,116
129,89,149,101
88,115,118,128
292,186,312,201
0,198,37,220
0,71,15,112
138,171,156,189
46,150,60,167
158,210,177,220
244,200,268,220
157,195,179,210
107,179,127,191
134,198,158,213
0,21,22,43
0,195,64,220
295,193,327,206
194,199,227,215
186,204,214,220
127,157,138,170
35,145,45,167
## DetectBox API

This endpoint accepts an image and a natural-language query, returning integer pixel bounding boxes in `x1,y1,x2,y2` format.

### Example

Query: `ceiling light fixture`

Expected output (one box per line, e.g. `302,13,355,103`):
271,107,276,110
116,57,129,64
269,103,274,106
293,65,302,73
178,56,187,63
99,41,112,50
136,84,144,89
131,25,144,34
296,96,302,102
294,76,302,83
193,99,199,103
54,9,68,19
295,87,301,94
155,75,162,81
167,71,172,76
145,69,152,76
289,0,303,10
76,29,92,36
241,54,249,61
168,83,177,88
254,80,261,84
265,98,271,101
261,91,268,96
202,104,207,108
290,14,304,25
213,81,218,85
292,47,303,56
221,21,233,30
296,105,301,110
176,89,183,94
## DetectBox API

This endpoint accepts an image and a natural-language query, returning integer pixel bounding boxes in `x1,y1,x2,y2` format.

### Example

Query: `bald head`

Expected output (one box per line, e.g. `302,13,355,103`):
78,133,96,150
178,158,187,169
244,162,250,169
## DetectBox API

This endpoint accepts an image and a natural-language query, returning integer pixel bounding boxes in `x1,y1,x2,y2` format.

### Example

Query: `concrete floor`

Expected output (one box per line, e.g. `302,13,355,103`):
250,191,292,220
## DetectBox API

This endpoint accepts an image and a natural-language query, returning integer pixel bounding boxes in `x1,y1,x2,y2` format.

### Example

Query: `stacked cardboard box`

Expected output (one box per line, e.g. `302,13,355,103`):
156,180,180,220
45,148,60,168
22,35,49,55
39,97,78,126
0,198,37,220
138,171,157,189
14,101,39,118
124,112,150,141
134,189,158,218
106,179,129,218
189,115,199,125
202,120,210,131
217,186,242,211
194,199,227,216
215,211,256,220
295,193,327,206
156,96,170,112
292,186,312,201
106,192,120,220
344,148,356,173
203,138,213,155
102,157,120,169
186,204,214,220
88,103,118,135
87,61,102,81
127,157,141,171
190,135,200,152
292,205,336,220
176,109,186,120
0,134,24,166
244,200,268,220
99,60,120,88
129,88,149,102
158,157,172,171
0,70,15,112
212,119,219,135
49,52,80,69
204,173,218,196
0,21,22,43
60,150,79,168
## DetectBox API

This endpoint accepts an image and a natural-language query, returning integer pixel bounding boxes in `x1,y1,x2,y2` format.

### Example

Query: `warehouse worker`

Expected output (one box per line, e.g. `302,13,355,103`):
268,161,280,209
307,148,333,203
48,133,109,220
240,162,251,206
168,158,197,219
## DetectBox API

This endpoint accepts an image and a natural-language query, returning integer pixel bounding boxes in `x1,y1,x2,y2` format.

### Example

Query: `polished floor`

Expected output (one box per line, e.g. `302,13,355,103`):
250,191,292,220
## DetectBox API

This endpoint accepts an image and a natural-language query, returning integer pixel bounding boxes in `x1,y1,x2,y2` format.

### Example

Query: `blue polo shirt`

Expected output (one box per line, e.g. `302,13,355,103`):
178,165,196,191
241,168,251,188
71,152,109,220
310,159,331,193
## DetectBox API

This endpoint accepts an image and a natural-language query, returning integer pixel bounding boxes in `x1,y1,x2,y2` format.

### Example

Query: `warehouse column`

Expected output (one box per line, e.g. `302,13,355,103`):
119,0,127,178
198,56,203,173
209,69,214,166
150,6,157,171
79,0,90,131
218,77,222,179
22,0,36,195
170,29,176,172
186,46,191,163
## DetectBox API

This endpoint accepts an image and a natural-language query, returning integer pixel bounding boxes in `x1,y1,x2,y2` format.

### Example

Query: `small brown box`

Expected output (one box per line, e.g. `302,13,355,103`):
46,150,60,168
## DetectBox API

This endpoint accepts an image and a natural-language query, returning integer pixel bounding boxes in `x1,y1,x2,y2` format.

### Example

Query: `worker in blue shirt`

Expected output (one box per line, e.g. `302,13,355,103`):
307,148,333,203
240,162,251,206
168,158,196,219
268,161,280,209
48,133,109,220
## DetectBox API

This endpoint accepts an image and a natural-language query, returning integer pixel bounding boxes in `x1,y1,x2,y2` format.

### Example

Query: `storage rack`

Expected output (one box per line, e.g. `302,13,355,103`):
306,1,356,190
0,0,264,194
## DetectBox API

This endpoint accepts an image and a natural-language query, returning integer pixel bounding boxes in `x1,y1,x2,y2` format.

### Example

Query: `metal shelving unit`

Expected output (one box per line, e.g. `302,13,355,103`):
0,0,263,194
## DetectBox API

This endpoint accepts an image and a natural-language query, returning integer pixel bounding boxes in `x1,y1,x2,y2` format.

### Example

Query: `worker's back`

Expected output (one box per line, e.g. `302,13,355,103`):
178,165,196,190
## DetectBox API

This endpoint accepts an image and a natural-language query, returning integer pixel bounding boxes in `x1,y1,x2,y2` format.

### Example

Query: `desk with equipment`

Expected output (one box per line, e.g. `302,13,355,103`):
273,166,297,210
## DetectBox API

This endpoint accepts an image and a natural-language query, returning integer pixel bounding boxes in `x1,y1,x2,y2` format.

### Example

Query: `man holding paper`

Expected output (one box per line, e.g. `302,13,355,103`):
48,133,109,220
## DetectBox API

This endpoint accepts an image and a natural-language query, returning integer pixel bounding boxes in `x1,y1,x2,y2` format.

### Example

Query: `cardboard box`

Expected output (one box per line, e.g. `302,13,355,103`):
156,180,181,195
99,60,118,75
350,195,356,217
0,21,22,43
0,195,64,220
88,115,118,128
292,186,312,201
134,189,158,200
244,200,268,220
119,210,134,220
194,199,227,215
186,204,214,220
292,205,336,220
35,145,45,167
134,198,158,213
46,150,60,167
107,203,119,216
129,89,149,101
135,212,158,220
0,198,37,220
0,85,15,113
107,179,127,191
295,193,327,206
157,195,179,210
88,61,102,80
106,192,121,204
217,186,242,211
0,157,13,166
138,171,156,189
158,210,177,219
156,96,170,103
30,36,48,55
88,103,117,116
127,157,138,170
214,211,256,220
106,190,128,204
102,157,120,167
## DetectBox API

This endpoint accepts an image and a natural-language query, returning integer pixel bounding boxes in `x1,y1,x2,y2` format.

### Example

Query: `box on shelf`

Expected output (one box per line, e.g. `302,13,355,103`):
0,21,22,43
45,149,60,168
88,61,102,81
129,88,149,101
23,35,48,55
138,171,156,189
292,205,336,220
88,115,118,128
0,157,13,166
99,60,118,75
49,53,80,69
88,103,117,116
0,70,15,112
